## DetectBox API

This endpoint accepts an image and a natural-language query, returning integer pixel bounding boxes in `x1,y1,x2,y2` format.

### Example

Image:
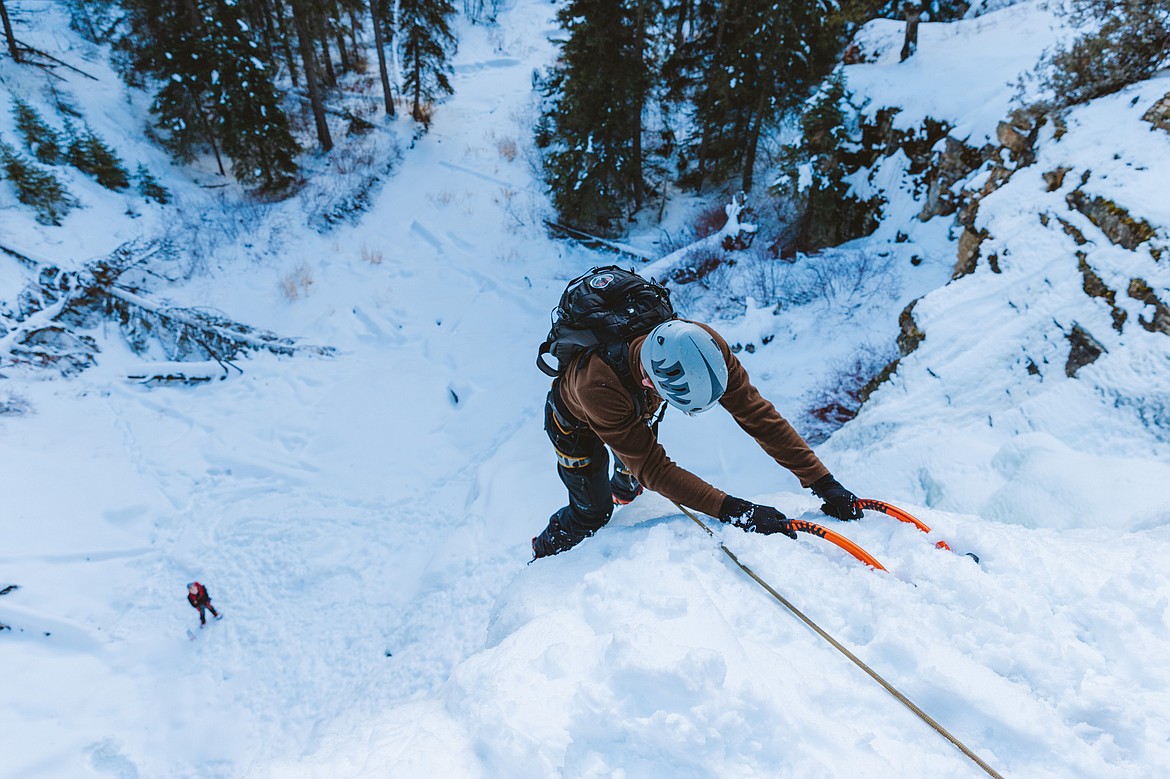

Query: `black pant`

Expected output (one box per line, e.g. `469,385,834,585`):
533,385,641,558
195,603,219,624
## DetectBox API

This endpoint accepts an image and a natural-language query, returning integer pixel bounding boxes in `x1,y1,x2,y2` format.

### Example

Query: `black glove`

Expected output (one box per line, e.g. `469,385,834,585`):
718,496,798,539
810,475,863,520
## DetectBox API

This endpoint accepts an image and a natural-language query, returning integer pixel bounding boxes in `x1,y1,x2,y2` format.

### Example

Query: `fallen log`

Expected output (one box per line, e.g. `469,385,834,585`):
1,240,334,377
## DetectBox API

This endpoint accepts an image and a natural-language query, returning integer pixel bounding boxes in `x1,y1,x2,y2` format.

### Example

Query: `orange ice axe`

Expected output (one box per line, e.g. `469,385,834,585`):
855,499,978,563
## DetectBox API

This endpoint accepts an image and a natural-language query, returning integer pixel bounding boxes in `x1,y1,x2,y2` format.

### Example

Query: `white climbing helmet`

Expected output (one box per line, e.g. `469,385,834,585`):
640,320,728,415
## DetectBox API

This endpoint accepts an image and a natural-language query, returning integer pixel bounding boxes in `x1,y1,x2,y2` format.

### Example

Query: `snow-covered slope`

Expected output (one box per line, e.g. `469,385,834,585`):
3,2,1170,778
823,5,1170,532
268,496,1170,778
2,3,573,774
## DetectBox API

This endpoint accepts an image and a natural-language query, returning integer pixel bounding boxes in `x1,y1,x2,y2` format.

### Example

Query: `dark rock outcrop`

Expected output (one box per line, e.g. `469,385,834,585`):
1127,278,1170,336
1066,191,1156,250
1142,93,1170,133
1065,324,1107,377
1078,254,1127,332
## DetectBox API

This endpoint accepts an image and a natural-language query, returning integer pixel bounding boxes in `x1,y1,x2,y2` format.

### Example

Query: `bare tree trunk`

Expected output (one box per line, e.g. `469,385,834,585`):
291,0,333,151
673,0,689,49
0,0,21,63
272,0,300,87
348,8,361,42
901,2,920,62
741,90,768,193
631,0,646,210
335,32,350,72
694,0,732,192
370,0,395,115
410,54,423,122
190,89,226,176
319,37,337,86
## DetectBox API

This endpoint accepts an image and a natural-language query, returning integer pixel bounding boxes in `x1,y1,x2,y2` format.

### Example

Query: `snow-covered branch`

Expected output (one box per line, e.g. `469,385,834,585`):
0,240,334,377
640,196,758,282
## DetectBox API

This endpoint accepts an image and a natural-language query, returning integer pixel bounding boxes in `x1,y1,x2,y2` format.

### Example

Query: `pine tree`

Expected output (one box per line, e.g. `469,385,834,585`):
536,0,657,232
118,0,300,189
0,141,78,225
0,0,19,63
370,0,396,115
776,71,882,253
686,0,841,193
289,0,334,151
12,99,64,164
134,163,171,204
204,0,299,189
398,0,457,125
66,123,131,190
661,0,701,102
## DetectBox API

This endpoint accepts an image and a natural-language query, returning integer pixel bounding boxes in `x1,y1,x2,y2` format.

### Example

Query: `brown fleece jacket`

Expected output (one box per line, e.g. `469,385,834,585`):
557,321,830,517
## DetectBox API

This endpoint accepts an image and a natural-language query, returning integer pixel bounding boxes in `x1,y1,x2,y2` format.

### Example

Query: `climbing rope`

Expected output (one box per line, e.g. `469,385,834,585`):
674,502,1005,779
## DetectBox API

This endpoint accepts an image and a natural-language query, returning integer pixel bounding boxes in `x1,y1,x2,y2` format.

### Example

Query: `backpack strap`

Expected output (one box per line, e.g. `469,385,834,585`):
598,341,648,419
537,341,560,377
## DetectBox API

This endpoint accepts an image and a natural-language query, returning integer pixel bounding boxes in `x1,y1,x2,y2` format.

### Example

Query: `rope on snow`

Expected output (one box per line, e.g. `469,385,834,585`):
673,501,1005,779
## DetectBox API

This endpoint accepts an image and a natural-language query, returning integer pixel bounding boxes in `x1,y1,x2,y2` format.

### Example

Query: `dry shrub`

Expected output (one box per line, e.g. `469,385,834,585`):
693,202,728,239
349,54,370,74
496,135,519,161
360,245,384,265
800,342,898,444
301,134,402,232
330,142,377,176
670,245,731,284
780,248,900,313
493,187,516,207
1039,0,1170,109
412,102,434,126
0,391,31,416
279,264,314,300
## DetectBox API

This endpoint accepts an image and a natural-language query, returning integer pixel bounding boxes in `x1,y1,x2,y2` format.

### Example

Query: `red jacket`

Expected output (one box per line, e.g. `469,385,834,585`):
187,582,211,608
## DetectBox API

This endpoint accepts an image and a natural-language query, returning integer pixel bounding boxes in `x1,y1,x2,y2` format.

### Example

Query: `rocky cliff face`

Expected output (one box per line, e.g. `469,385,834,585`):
797,3,1170,529
1142,92,1170,132
813,77,1169,396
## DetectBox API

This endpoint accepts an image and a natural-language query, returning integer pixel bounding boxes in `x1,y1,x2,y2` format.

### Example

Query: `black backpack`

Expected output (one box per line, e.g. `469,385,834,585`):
537,266,675,410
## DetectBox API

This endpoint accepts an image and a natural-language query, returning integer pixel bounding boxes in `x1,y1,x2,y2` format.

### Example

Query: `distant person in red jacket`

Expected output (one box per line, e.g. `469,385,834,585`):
187,582,221,627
